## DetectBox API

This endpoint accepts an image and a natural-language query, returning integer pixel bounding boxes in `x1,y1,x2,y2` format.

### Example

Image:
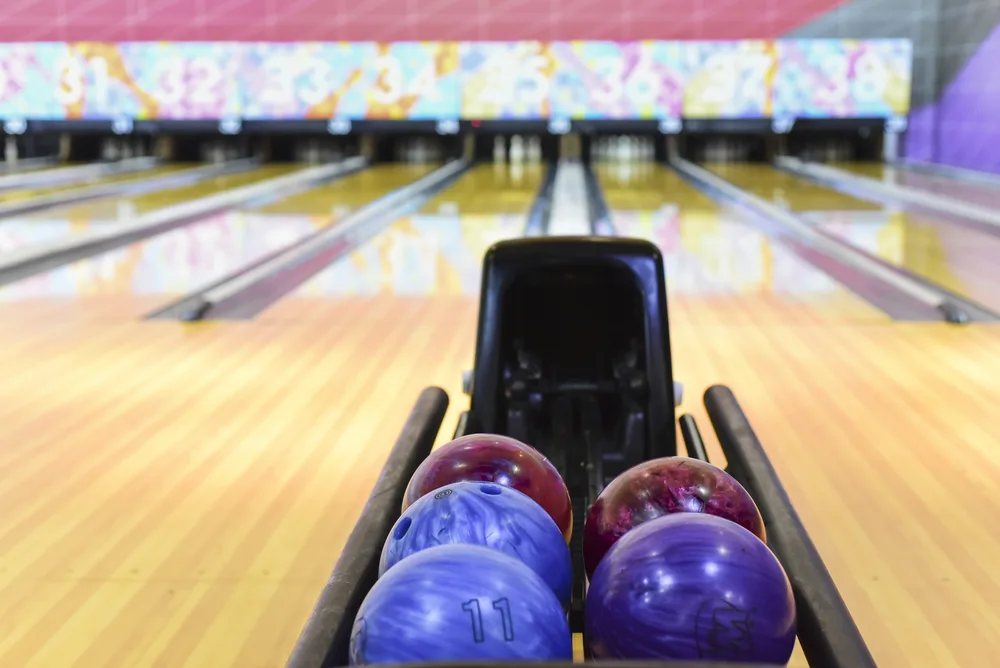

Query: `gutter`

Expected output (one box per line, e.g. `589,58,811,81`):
0,156,159,191
672,158,1000,324
0,158,368,289
777,156,1000,235
895,159,1000,189
582,163,615,236
0,158,258,221
523,163,558,237
148,159,473,321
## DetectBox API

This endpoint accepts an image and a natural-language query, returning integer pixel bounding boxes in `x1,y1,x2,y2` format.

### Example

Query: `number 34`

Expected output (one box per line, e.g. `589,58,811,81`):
462,598,515,643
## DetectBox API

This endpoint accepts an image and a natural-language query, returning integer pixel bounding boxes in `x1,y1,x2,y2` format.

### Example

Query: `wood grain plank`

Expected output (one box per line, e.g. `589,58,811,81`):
1,301,999,667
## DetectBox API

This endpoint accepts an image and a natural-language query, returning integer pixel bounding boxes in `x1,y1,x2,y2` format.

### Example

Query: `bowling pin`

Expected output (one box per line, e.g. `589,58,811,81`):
510,135,525,164
494,135,506,163
528,136,542,162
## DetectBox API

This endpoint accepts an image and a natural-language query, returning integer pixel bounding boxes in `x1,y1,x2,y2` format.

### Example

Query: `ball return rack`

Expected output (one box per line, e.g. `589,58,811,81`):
285,237,877,668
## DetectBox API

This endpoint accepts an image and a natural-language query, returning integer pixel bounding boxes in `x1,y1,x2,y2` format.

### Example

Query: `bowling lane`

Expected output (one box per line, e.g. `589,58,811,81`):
0,166,299,255
0,163,191,206
0,165,434,322
246,164,436,216
415,162,545,215
705,162,882,212
830,161,1000,210
259,163,545,319
706,163,1000,314
597,162,887,324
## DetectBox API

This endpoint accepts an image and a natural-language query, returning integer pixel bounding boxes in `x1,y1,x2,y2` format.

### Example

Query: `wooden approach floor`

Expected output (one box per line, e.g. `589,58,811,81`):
4,161,1000,667
2,301,1000,668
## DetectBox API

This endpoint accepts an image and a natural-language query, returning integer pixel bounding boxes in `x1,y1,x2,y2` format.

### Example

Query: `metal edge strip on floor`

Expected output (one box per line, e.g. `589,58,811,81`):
523,161,558,236
0,156,159,191
155,159,473,321
0,158,368,290
582,162,615,236
671,158,1000,324
895,159,1000,188
0,158,259,221
777,156,1000,232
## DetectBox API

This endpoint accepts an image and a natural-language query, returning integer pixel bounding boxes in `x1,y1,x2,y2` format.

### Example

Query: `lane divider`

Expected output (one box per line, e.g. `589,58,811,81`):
0,157,368,289
548,161,592,236
0,156,159,191
173,158,472,320
523,163,557,237
672,158,1000,324
0,158,259,221
0,157,59,174
777,156,1000,230
894,159,1000,189
583,163,614,236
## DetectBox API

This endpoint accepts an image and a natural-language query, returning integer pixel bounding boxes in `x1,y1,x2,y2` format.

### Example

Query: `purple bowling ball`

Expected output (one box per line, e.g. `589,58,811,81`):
585,513,796,663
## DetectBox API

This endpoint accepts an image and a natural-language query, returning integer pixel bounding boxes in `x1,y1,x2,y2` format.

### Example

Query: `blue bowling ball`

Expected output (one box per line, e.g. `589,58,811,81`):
586,513,796,663
380,481,573,609
350,544,573,664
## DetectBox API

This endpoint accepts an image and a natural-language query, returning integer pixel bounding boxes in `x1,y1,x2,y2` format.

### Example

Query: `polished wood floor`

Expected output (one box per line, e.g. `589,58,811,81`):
3,162,1000,667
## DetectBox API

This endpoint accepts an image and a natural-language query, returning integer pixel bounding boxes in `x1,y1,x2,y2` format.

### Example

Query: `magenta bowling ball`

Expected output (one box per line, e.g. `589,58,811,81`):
583,456,765,578
403,433,573,542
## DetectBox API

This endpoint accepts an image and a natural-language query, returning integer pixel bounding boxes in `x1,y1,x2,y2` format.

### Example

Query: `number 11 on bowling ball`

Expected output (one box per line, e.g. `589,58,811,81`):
403,434,574,542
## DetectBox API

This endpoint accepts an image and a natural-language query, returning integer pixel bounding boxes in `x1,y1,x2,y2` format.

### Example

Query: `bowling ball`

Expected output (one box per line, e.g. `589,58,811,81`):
583,456,765,578
350,544,573,664
585,513,796,663
403,433,573,542
381,481,572,609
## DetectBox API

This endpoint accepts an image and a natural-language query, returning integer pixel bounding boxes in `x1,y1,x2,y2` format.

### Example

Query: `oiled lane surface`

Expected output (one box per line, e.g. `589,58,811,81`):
0,166,299,255
705,162,883,212
832,161,1000,210
597,162,886,325
0,166,431,322
0,164,190,206
260,163,544,319
706,163,1000,314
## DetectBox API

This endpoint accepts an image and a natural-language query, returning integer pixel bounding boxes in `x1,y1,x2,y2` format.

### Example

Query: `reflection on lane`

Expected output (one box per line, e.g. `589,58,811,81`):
281,164,543,297
0,166,302,256
417,162,545,215
22,165,299,223
0,164,190,205
830,162,1000,210
0,211,326,314
596,163,888,311
701,164,1000,312
805,208,1000,313
0,165,447,315
704,163,883,212
246,164,436,216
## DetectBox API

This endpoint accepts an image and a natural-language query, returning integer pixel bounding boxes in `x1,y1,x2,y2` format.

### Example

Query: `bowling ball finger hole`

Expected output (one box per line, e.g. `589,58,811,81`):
479,484,503,495
392,517,412,540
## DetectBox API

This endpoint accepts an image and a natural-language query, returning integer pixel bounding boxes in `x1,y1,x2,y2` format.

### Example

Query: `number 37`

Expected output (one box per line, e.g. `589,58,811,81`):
462,598,515,643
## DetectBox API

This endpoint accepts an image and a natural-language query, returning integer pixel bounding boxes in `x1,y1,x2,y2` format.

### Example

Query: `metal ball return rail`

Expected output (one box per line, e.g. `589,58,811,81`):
285,237,877,668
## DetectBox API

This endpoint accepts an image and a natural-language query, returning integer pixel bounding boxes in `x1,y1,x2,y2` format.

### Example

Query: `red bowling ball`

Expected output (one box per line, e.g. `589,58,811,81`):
403,433,573,542
583,456,766,578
